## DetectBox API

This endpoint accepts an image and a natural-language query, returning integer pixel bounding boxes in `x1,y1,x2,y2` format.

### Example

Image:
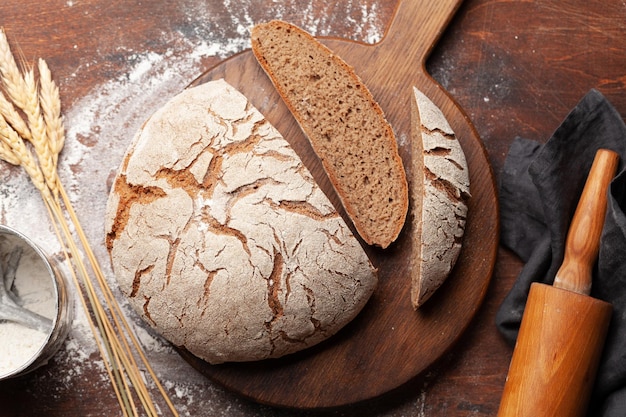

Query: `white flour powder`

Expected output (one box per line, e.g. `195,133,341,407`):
0,240,56,377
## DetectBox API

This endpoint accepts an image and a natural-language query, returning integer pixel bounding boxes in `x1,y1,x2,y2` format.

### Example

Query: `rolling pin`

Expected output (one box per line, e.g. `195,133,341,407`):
497,148,619,417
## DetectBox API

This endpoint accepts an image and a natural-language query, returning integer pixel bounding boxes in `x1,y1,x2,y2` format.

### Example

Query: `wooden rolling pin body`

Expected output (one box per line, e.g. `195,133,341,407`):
497,149,619,417
497,283,611,417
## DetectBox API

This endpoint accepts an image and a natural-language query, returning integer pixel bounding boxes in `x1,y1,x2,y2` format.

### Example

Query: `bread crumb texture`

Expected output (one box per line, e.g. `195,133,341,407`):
251,20,408,248
410,87,470,309
105,79,377,364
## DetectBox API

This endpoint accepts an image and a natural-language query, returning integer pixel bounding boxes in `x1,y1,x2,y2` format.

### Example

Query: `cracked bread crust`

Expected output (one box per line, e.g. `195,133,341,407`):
104,79,377,364
251,20,409,249
410,87,470,309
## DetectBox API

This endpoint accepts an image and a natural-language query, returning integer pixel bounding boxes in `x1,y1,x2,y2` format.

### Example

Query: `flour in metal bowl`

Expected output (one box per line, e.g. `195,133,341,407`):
0,225,72,380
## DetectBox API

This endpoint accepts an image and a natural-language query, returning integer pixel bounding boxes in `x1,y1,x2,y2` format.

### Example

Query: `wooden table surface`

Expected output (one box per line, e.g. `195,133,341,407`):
0,0,624,416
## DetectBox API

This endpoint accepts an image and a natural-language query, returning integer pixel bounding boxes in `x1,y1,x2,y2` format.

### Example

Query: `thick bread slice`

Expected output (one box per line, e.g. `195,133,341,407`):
251,20,408,249
410,87,470,309
104,79,377,364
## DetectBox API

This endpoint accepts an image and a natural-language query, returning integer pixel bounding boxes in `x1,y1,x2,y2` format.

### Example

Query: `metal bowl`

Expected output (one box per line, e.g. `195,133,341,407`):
0,224,73,380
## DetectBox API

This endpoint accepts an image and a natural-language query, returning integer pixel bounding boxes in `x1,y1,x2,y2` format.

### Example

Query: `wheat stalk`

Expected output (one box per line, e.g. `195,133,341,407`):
0,28,179,417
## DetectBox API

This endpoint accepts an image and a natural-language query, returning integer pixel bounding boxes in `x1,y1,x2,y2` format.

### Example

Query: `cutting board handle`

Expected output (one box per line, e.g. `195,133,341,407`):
380,0,464,61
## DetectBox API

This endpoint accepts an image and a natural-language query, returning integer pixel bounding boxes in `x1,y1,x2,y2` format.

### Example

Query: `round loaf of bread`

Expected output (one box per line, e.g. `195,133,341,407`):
104,79,377,364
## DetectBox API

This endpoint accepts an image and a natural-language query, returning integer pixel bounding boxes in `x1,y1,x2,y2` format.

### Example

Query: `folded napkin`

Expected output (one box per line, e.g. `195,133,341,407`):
496,89,626,417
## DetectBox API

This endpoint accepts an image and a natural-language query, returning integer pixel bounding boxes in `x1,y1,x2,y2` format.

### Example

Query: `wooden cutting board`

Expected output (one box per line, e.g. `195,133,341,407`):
179,0,499,409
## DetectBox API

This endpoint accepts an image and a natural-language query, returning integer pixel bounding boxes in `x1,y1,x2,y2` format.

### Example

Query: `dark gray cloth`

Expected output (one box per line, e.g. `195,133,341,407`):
496,89,626,417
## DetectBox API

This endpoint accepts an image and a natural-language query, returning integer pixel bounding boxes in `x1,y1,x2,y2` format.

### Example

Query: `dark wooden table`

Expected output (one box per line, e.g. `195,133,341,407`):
0,1,623,416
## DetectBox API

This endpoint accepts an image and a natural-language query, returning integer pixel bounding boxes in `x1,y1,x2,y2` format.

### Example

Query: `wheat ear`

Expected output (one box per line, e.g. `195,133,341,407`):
0,113,51,200
0,89,31,141
0,30,56,195
22,67,57,195
0,29,29,110
0,129,20,165
38,58,64,167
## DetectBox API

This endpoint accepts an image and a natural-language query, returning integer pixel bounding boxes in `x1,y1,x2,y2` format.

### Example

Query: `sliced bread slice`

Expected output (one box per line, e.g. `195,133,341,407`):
410,87,470,309
251,20,408,249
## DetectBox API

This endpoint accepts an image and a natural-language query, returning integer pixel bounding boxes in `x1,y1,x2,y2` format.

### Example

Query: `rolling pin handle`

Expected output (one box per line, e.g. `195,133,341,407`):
553,149,620,295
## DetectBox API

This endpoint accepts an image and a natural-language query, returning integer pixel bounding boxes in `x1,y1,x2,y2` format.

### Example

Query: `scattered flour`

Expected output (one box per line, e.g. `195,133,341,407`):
0,1,386,414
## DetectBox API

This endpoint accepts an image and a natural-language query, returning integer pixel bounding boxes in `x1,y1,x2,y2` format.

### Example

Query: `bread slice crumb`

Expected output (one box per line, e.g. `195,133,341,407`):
251,20,408,249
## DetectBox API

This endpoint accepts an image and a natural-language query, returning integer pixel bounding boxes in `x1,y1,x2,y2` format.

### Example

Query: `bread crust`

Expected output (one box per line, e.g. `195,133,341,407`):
105,79,377,364
410,87,470,309
251,20,408,249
